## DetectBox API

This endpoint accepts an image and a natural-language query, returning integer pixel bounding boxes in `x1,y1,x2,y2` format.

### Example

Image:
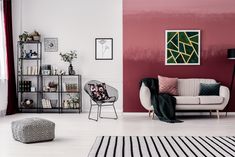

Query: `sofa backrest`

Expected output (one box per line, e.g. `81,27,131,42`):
178,79,216,96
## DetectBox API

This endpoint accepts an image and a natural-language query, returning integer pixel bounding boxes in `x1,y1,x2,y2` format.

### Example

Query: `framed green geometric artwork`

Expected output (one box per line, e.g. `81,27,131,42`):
165,30,200,65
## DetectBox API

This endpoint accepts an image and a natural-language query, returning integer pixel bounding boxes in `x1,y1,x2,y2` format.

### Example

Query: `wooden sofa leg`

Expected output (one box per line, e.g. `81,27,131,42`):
148,110,151,117
216,110,220,119
148,110,154,119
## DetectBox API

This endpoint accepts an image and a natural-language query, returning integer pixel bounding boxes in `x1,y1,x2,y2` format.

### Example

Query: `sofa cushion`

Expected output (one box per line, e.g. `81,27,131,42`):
177,79,216,96
199,83,220,96
174,96,200,105
158,75,178,95
199,96,224,104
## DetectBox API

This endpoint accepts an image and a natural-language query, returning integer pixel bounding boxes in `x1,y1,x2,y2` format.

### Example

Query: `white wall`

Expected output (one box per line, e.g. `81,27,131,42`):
0,80,7,116
12,0,123,112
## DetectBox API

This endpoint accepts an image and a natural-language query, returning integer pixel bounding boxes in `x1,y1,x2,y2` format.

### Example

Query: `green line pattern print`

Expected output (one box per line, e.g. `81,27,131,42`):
166,30,200,65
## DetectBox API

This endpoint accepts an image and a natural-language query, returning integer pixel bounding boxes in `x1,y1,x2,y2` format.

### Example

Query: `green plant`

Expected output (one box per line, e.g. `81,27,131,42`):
67,94,79,107
19,31,28,41
59,50,77,64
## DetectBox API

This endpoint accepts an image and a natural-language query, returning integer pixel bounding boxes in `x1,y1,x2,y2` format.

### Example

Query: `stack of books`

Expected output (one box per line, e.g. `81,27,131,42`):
19,81,32,92
41,99,52,108
26,66,38,75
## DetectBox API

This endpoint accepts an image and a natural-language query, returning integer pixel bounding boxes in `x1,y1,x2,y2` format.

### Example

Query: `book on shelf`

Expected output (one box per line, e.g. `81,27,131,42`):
41,99,52,108
19,80,32,92
62,83,66,92
26,66,38,75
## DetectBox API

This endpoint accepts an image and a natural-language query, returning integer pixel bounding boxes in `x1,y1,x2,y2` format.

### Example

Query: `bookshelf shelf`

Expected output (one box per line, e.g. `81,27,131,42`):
18,58,41,60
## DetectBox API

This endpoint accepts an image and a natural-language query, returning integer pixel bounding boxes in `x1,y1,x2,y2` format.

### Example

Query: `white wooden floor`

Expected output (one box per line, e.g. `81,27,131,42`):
0,112,235,157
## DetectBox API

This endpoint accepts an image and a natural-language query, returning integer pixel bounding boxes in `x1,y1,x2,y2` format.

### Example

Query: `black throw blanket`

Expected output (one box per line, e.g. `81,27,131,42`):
140,78,182,123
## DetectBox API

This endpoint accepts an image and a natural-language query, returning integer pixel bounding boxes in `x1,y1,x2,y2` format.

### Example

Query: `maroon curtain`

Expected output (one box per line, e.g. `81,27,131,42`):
4,0,17,115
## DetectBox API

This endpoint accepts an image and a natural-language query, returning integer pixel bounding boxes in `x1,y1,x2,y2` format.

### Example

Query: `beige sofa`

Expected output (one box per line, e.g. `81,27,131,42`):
139,79,230,119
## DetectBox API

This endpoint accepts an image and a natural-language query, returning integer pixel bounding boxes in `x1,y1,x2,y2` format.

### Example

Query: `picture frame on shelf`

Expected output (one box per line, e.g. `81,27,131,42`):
95,38,113,60
165,30,200,65
44,38,58,52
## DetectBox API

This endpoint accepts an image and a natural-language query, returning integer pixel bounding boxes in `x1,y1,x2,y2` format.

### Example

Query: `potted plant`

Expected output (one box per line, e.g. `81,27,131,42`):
19,31,28,42
59,50,77,75
67,94,79,108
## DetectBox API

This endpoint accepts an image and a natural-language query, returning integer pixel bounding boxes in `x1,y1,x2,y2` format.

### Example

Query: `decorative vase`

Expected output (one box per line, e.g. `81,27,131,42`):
68,64,75,75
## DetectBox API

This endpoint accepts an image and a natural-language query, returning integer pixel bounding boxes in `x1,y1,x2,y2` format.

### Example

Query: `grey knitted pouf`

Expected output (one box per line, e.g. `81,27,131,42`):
11,117,55,143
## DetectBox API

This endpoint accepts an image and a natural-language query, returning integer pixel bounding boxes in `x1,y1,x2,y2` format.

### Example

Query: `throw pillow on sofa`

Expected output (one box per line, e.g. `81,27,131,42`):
199,83,220,96
158,75,178,95
89,83,109,101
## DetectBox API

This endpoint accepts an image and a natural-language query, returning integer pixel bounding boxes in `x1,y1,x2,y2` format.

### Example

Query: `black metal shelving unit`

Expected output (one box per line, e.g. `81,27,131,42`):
17,41,82,113
40,75,82,113
17,41,42,113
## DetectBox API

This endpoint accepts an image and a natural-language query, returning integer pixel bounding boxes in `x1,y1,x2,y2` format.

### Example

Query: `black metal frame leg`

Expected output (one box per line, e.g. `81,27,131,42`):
99,102,118,120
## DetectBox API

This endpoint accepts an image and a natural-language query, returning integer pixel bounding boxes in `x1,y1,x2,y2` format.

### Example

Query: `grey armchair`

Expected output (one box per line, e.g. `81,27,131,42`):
84,80,118,121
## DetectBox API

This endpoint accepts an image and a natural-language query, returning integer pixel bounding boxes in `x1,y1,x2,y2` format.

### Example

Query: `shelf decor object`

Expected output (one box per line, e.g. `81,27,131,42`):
59,50,77,75
19,31,41,42
226,48,235,116
165,30,200,65
95,38,113,60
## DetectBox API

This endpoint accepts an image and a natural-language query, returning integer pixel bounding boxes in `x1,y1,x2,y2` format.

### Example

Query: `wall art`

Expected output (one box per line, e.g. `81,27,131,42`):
95,38,113,60
44,38,58,52
165,30,200,65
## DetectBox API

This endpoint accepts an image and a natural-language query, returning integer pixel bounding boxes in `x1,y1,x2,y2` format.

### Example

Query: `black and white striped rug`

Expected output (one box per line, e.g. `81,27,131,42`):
88,136,235,157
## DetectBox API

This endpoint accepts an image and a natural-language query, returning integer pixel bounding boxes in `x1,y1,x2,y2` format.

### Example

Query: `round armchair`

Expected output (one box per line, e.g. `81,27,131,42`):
84,80,118,121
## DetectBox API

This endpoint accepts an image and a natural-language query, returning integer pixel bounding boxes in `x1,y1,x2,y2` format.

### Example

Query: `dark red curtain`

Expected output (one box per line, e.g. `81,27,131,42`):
4,0,17,115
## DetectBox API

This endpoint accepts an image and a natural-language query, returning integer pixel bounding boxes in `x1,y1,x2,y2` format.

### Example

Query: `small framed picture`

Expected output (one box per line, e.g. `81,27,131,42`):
95,38,113,60
44,38,58,52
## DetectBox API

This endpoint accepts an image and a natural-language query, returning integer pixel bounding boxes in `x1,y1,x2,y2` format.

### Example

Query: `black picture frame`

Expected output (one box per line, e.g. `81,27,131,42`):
95,38,113,60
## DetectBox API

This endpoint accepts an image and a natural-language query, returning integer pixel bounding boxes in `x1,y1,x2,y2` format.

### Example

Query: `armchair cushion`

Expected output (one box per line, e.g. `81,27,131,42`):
89,83,109,101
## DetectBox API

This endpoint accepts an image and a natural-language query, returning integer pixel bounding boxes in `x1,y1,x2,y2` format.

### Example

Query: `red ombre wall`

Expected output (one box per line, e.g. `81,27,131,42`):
123,0,235,112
